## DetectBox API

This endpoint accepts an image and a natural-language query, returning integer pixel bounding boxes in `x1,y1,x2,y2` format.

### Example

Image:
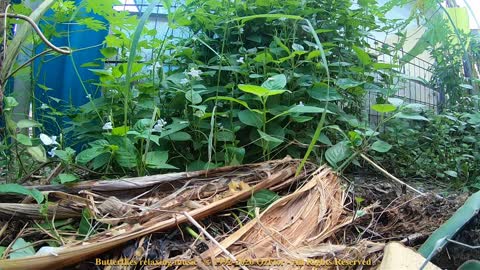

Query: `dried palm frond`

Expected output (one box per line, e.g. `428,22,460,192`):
0,158,314,270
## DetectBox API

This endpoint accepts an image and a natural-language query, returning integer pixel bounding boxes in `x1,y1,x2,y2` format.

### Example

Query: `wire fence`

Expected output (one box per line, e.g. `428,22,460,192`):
366,37,438,124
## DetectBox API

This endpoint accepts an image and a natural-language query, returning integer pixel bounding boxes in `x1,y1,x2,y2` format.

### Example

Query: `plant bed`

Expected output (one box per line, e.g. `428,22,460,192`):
0,160,474,270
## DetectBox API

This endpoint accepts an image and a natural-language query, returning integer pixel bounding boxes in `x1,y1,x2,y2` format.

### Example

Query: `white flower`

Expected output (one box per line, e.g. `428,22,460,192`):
239,27,244,34
102,122,113,130
108,89,119,95
180,78,189,85
237,57,244,64
40,133,59,146
152,119,167,132
48,147,57,158
186,68,203,79
40,104,48,109
298,101,305,106
86,94,92,99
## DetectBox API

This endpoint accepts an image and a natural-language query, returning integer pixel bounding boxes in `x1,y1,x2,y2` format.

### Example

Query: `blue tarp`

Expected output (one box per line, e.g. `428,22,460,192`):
34,1,108,138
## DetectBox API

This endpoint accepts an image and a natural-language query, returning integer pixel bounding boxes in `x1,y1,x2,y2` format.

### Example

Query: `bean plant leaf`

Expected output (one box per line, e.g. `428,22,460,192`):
76,146,107,164
15,134,32,146
336,78,364,89
185,90,202,104
371,104,396,113
352,45,372,65
146,151,178,169
371,140,392,153
9,238,35,259
247,189,280,216
110,136,138,168
205,96,250,110
78,208,92,236
16,119,42,129
387,98,404,107
288,105,333,114
261,74,287,90
307,86,343,101
27,146,48,163
0,184,44,204
58,173,78,184
394,112,429,121
325,141,352,167
238,84,287,98
257,130,283,150
372,63,399,70
159,119,190,138
238,110,263,128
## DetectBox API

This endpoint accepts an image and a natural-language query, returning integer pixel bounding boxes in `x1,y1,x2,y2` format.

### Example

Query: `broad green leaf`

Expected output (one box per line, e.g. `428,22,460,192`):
288,105,333,114
318,133,332,146
16,119,42,129
185,90,202,105
88,68,112,77
261,74,287,90
216,131,235,142
146,151,178,169
444,170,458,178
92,153,111,170
100,47,117,58
371,104,396,113
76,147,106,164
388,98,404,107
238,84,287,97
225,146,245,165
159,119,190,138
238,84,268,97
15,134,32,146
257,130,283,144
4,97,19,109
364,83,390,95
54,147,75,162
336,78,364,89
253,52,274,63
238,110,263,128
109,136,138,168
27,146,47,163
371,140,392,153
205,96,250,109
0,184,44,204
273,36,291,54
247,189,280,216
58,173,78,184
112,125,129,136
166,132,192,141
307,86,343,101
352,45,372,65
373,63,399,70
325,141,352,167
307,50,322,60
394,112,429,121
9,238,35,259
78,208,92,236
